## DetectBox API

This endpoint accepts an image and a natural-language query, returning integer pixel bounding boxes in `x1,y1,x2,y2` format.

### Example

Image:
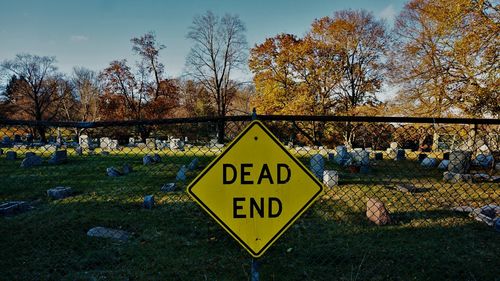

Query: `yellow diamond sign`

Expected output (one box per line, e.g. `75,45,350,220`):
187,120,324,257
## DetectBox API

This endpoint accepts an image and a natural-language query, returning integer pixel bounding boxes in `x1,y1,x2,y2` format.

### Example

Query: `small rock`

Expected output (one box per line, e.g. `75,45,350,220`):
122,163,132,175
20,155,43,168
366,198,390,225
451,206,474,213
0,201,30,216
6,151,17,160
47,186,73,199
143,195,154,209
395,184,416,193
107,167,122,177
87,226,130,241
161,182,176,192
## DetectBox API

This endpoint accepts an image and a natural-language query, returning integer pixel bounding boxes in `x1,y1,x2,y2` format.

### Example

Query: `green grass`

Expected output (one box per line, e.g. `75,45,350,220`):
0,148,499,280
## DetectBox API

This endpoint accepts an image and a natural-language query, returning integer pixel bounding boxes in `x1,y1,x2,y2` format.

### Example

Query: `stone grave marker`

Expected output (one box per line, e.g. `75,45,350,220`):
48,150,68,165
87,227,130,241
323,170,338,188
143,195,154,209
20,155,43,168
366,198,390,225
6,151,16,160
47,187,73,199
310,154,325,180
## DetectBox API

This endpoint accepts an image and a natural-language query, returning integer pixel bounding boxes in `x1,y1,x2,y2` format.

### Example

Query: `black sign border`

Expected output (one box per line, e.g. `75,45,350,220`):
187,120,324,257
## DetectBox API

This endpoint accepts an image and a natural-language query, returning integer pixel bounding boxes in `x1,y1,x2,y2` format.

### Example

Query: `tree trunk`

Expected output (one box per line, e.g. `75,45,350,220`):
217,119,225,144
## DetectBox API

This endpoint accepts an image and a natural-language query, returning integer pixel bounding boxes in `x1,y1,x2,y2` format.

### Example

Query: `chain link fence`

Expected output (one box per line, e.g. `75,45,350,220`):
0,115,499,280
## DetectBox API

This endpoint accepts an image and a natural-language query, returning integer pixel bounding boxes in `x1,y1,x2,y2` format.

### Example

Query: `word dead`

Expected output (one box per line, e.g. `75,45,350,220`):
222,163,291,185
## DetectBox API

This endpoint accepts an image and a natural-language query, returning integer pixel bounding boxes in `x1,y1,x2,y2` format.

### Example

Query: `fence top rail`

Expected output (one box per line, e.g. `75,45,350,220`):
0,115,498,128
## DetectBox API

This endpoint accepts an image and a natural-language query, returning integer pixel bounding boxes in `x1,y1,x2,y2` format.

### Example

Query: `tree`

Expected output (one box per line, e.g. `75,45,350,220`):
186,11,248,143
389,0,499,118
70,67,101,123
0,54,63,141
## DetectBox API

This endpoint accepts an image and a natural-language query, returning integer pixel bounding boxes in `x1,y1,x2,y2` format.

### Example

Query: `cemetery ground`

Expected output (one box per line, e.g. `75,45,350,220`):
0,147,499,280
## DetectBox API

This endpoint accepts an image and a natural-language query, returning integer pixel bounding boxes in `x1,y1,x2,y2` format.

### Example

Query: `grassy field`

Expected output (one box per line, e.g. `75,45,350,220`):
0,147,499,280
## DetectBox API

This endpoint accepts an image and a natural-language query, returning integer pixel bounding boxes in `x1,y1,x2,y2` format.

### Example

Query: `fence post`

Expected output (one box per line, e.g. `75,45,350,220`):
250,108,260,281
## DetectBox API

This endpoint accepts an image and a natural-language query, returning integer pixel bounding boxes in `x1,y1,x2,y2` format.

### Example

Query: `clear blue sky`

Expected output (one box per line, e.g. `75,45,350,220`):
0,0,406,81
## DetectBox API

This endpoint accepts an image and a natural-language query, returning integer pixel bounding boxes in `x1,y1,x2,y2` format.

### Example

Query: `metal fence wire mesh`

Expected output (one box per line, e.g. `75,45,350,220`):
0,115,499,280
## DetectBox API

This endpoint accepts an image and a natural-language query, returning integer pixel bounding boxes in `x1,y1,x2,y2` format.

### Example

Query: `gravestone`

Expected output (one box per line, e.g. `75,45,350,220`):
100,137,111,149
87,227,130,241
395,149,406,161
170,138,181,150
13,135,22,143
26,134,34,143
101,151,110,156
79,135,90,149
375,152,383,160
123,163,132,175
106,167,122,177
25,152,36,158
310,154,325,180
156,139,164,150
75,147,83,156
366,198,391,225
335,146,350,166
146,138,156,150
474,154,493,168
20,155,43,168
0,201,30,216
188,158,199,171
153,153,162,163
1,136,11,147
421,157,437,168
48,150,68,164
176,165,188,182
161,182,176,192
47,187,73,199
178,140,185,151
448,151,471,173
143,155,154,165
143,195,154,209
109,139,118,150
418,153,427,162
128,137,135,146
6,151,16,160
323,170,338,188
438,160,449,170
443,152,450,160
41,144,57,152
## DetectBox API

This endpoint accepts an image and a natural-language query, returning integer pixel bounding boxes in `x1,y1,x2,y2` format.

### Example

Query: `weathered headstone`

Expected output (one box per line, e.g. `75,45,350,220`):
1,136,11,147
153,153,162,163
79,135,90,149
128,137,135,146
418,153,427,162
188,158,199,171
146,138,157,150
100,137,111,149
143,155,154,165
123,163,132,175
443,171,472,183
176,165,188,182
20,155,43,168
106,167,122,177
421,157,437,168
375,152,383,160
438,160,449,170
75,146,83,156
170,138,181,150
143,195,154,209
448,151,471,173
87,226,130,241
474,154,493,168
335,146,350,166
6,151,16,160
109,139,118,150
48,150,68,165
395,149,406,161
310,154,325,180
26,134,34,143
161,182,176,192
13,135,22,143
47,186,73,199
366,198,391,225
101,151,110,156
323,170,338,188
